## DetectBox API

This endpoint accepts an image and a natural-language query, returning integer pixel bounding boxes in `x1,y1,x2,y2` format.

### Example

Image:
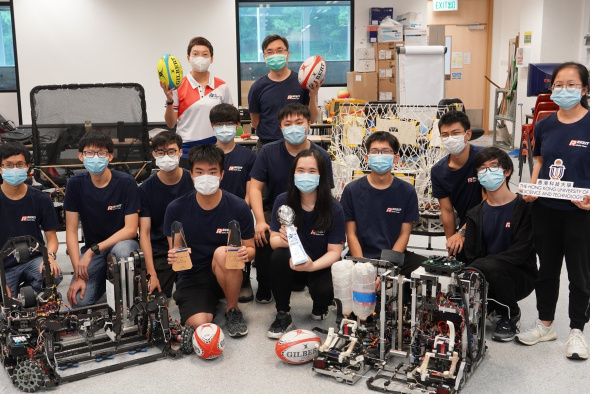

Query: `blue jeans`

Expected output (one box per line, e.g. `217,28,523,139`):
5,256,63,296
71,240,139,307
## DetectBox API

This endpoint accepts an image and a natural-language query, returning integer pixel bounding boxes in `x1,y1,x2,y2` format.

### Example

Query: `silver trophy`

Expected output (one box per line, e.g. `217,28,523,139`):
277,205,308,266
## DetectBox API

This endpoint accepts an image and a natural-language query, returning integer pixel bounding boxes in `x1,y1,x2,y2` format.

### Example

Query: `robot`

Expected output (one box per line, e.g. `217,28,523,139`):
0,236,193,392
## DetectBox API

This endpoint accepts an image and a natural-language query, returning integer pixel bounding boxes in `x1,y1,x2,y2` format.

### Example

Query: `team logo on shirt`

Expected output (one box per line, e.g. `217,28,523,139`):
209,93,221,99
21,216,36,222
467,177,478,183
216,228,229,234
310,230,325,236
569,140,589,148
505,222,511,228
228,166,243,172
385,207,401,213
287,95,301,100
107,204,122,211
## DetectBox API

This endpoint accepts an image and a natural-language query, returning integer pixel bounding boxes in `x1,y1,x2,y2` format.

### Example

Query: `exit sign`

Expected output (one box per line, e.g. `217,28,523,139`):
434,1,458,11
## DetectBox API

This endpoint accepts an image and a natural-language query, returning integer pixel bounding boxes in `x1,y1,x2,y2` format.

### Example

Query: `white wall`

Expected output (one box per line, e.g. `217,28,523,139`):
0,93,18,124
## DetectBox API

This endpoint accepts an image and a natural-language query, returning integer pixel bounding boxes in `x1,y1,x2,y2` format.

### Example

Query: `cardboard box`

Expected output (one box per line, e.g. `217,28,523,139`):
378,77,396,102
378,23,403,42
367,25,378,43
355,59,376,73
378,60,396,79
347,72,378,102
396,12,422,27
374,42,404,59
370,7,394,25
356,47,375,60
404,28,427,46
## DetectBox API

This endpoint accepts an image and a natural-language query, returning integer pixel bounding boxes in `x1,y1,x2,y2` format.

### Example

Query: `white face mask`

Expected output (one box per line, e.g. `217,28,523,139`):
190,56,211,72
193,174,220,195
155,155,179,172
441,135,467,156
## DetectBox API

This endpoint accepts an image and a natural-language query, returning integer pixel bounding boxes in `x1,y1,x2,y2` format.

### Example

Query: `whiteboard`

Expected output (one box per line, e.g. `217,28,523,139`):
397,46,446,105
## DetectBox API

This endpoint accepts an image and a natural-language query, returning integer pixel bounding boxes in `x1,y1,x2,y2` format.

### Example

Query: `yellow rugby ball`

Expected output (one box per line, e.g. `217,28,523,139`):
157,54,183,89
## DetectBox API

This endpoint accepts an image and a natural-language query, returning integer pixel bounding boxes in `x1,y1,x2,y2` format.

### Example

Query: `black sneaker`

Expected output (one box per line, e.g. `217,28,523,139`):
492,310,520,342
225,308,248,338
239,270,254,303
311,305,329,321
255,290,274,304
267,311,293,339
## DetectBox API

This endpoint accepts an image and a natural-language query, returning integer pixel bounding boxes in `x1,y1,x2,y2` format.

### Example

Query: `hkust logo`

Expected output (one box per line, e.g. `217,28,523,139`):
107,204,122,211
569,140,589,148
21,216,36,222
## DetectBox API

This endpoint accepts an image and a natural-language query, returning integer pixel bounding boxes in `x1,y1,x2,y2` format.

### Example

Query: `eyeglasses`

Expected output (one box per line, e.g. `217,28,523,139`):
264,48,287,56
551,83,583,92
440,131,465,140
154,148,179,157
477,166,502,175
82,150,109,158
1,162,27,169
368,149,395,155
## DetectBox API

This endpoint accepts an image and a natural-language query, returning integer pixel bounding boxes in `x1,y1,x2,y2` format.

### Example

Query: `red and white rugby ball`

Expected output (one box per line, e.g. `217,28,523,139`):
193,323,225,360
298,55,326,89
275,329,321,364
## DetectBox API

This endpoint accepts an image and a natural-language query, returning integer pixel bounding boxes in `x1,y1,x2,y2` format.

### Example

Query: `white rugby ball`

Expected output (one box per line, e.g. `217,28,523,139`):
275,329,321,364
298,55,326,89
192,323,225,360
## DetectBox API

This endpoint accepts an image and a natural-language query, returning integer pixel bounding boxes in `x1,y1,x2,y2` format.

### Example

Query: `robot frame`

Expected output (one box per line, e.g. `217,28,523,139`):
0,236,194,392
312,253,488,394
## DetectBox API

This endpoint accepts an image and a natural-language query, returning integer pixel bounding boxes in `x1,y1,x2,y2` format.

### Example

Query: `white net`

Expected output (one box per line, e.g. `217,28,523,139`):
329,103,456,234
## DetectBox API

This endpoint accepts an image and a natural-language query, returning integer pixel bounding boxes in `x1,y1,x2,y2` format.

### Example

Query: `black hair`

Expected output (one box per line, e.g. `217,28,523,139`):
364,131,400,153
187,36,214,57
473,146,514,186
209,103,241,125
261,34,289,52
286,149,333,232
277,103,311,124
0,142,31,165
187,144,225,173
438,110,471,133
152,130,182,151
551,62,589,110
78,130,114,153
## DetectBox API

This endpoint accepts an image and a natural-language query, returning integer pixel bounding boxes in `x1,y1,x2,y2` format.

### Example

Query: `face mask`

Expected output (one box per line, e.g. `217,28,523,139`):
478,169,505,192
155,155,179,172
2,168,28,186
294,173,320,194
282,125,307,145
265,54,287,71
190,56,211,72
84,156,109,175
441,135,467,156
368,154,394,174
194,174,220,195
551,88,582,110
214,125,236,144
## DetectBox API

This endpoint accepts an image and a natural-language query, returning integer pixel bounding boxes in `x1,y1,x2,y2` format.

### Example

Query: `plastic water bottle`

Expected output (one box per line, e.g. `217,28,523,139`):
352,262,377,321
331,260,354,316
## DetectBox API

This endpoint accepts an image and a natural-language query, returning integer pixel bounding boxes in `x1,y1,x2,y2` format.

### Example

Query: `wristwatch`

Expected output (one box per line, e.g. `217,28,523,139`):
48,252,57,259
459,228,466,237
90,244,100,255
166,100,174,105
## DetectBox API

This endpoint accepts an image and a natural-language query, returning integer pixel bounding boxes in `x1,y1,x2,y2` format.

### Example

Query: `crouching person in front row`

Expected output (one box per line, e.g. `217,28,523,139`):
165,145,255,337
463,147,538,342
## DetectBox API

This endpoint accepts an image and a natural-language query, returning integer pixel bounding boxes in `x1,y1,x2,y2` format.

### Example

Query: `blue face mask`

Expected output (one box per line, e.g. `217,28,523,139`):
368,154,394,174
478,169,505,191
214,125,236,144
84,156,109,175
282,125,307,145
551,88,582,110
294,173,320,194
2,168,28,186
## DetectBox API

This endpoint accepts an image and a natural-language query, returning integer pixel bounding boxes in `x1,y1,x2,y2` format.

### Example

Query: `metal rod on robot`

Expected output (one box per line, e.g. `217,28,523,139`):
397,274,403,352
379,271,386,361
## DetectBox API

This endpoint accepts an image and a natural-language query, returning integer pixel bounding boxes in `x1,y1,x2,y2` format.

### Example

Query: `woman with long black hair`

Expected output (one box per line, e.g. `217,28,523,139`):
518,62,590,360
266,149,345,338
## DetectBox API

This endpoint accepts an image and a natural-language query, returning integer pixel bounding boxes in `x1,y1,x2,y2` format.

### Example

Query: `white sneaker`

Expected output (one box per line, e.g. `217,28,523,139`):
566,329,588,360
516,319,557,345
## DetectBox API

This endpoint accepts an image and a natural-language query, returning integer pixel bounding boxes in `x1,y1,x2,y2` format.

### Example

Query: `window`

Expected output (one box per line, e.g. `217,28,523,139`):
237,0,353,99
0,4,16,91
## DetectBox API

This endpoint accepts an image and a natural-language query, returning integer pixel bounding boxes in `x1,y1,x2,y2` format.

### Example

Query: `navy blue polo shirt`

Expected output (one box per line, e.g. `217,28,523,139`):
340,176,420,259
269,193,345,261
163,190,255,280
533,111,590,210
431,144,484,226
139,169,194,251
220,144,256,200
63,171,140,248
481,198,516,255
250,140,334,211
247,71,310,141
0,186,59,269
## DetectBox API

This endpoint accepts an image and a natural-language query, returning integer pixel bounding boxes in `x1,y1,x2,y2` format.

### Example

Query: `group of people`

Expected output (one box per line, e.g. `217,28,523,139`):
1,31,588,361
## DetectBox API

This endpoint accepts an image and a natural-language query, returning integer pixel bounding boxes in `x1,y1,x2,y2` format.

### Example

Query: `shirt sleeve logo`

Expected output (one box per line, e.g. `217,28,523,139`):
21,216,36,222
216,228,229,234
228,166,243,172
569,140,589,148
287,95,301,100
107,204,122,211
310,229,325,236
467,177,478,183
386,207,401,213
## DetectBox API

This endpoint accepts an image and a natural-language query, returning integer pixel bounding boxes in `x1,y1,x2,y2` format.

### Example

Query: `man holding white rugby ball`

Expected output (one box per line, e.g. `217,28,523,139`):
248,34,321,152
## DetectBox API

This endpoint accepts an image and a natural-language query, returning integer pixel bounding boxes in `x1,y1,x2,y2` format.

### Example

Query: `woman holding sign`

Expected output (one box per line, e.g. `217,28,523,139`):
266,149,345,339
518,62,590,360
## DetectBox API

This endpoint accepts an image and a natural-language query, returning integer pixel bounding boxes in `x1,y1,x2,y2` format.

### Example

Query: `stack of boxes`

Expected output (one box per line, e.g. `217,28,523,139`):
375,42,401,102
397,12,427,46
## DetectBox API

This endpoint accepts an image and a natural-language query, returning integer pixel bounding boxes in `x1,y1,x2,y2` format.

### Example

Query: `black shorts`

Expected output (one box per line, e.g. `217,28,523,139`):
173,269,224,325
